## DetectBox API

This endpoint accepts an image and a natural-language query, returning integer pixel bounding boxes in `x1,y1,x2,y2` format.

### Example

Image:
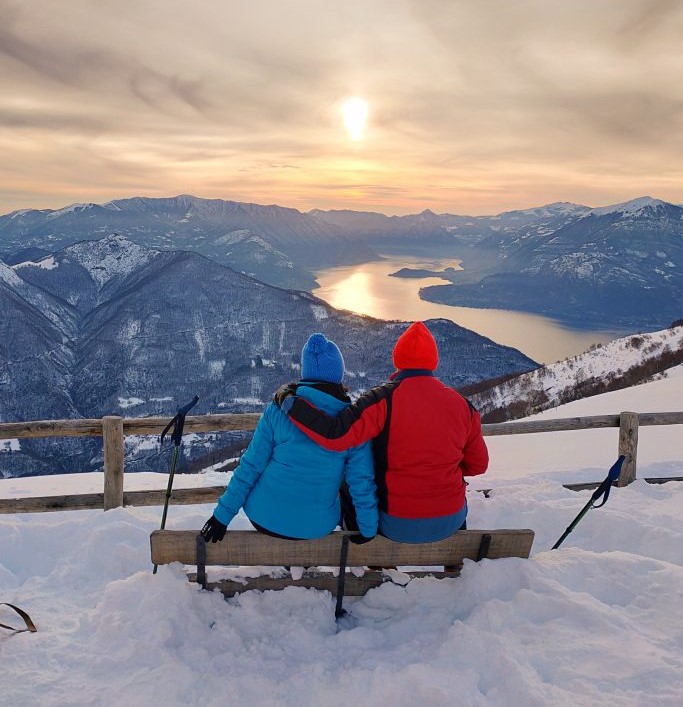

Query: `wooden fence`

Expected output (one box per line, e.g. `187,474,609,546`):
0,410,682,514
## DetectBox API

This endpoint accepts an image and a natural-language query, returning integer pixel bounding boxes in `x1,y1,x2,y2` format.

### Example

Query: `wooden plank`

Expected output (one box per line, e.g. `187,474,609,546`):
0,492,108,513
122,486,224,507
564,475,683,492
1,410,680,442
150,529,535,567
123,413,260,435
617,411,639,487
103,416,124,510
482,414,620,436
638,412,683,426
189,570,463,597
0,485,225,514
0,419,104,440
0,413,260,440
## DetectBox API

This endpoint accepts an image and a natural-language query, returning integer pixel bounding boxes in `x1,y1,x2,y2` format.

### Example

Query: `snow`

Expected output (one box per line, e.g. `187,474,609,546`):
0,438,20,452
2,376,683,705
589,196,668,216
0,260,25,288
13,255,59,271
45,202,96,218
64,235,158,288
310,304,329,320
118,396,145,409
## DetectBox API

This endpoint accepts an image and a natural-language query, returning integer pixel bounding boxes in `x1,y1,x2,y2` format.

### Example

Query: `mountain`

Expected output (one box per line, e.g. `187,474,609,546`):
464,324,683,422
310,202,590,248
0,235,537,477
4,193,680,329
0,195,379,290
420,197,683,328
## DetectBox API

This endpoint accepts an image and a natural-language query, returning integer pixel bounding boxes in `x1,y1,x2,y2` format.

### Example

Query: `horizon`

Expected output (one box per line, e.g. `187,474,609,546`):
2,1,682,215
0,191,676,220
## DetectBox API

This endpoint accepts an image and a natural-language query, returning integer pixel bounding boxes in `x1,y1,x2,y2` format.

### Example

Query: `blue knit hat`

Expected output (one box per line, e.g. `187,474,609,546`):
301,333,344,383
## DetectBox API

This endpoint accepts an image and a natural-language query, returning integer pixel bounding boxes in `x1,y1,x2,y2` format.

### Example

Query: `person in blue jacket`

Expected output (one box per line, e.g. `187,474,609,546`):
200,333,378,543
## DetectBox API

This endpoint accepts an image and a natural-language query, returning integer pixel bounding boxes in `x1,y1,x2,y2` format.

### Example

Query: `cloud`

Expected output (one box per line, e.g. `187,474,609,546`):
1,0,682,214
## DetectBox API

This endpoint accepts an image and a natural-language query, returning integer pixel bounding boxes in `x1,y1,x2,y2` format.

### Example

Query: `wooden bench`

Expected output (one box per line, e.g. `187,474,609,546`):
150,529,535,599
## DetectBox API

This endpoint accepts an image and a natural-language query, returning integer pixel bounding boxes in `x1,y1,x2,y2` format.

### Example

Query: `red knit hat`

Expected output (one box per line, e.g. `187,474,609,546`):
392,321,439,371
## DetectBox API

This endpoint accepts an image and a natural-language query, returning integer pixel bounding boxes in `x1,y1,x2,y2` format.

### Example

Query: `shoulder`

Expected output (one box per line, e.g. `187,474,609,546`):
430,378,479,417
358,382,397,403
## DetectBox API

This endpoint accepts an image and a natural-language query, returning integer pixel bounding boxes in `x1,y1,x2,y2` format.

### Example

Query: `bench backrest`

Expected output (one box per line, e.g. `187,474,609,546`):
150,528,535,567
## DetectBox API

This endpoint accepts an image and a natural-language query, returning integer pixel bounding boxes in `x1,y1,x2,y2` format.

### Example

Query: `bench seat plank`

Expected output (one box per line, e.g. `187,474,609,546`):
151,529,534,567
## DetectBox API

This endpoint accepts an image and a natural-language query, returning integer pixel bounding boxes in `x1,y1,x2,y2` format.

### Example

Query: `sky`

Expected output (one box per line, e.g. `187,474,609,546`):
1,0,683,216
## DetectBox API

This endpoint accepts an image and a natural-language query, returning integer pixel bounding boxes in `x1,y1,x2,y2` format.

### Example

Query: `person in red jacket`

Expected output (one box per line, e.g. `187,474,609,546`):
276,321,489,543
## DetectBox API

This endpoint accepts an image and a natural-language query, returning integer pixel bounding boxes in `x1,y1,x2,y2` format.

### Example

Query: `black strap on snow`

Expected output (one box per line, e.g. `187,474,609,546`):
335,534,351,619
196,535,207,590
0,603,37,634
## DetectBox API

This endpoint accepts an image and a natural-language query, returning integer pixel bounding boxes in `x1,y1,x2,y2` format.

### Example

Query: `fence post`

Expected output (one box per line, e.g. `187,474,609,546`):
617,411,639,487
103,416,124,510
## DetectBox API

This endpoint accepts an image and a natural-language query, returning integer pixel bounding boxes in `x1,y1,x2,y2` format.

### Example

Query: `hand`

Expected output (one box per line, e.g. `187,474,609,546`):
349,534,375,545
200,515,227,543
273,382,297,406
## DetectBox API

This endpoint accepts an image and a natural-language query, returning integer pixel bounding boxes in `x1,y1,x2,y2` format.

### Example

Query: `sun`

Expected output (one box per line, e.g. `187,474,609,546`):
342,97,368,141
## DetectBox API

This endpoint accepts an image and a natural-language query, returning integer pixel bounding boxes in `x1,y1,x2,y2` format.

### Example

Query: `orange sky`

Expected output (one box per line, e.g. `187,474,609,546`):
1,0,682,215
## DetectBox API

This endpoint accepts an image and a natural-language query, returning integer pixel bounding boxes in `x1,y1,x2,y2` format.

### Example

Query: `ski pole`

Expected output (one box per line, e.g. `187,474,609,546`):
153,395,199,574
551,455,625,550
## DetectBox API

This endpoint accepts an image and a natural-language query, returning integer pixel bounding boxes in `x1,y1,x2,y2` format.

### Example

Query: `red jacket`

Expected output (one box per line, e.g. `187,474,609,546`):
285,370,489,519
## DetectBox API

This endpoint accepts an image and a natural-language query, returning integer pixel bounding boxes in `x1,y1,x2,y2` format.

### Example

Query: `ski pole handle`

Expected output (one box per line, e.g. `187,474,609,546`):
170,395,200,446
160,395,200,446
177,395,200,417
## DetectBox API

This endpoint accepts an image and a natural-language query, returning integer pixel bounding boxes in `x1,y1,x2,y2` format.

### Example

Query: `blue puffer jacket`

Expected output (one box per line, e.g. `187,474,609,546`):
212,382,378,539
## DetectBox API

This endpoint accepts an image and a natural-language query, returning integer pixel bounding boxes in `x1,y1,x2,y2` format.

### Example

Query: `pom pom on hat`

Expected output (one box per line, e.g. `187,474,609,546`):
301,333,345,383
392,321,439,371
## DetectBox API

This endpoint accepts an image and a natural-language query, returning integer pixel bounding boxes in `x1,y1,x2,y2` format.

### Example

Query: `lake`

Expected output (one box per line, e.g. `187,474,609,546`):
314,256,621,364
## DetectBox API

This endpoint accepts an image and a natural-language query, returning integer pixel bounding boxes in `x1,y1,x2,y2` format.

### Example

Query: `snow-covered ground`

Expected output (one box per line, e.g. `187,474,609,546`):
1,373,682,706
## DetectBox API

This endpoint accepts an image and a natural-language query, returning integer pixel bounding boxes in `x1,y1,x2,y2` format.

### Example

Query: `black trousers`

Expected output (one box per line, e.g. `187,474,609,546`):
251,520,302,541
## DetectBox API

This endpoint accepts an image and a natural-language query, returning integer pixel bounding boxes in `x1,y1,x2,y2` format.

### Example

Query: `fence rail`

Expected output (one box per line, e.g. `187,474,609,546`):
0,410,681,514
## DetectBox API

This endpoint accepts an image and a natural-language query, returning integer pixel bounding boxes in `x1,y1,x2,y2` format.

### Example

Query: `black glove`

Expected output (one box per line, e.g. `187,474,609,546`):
273,382,297,407
349,534,375,545
200,515,227,543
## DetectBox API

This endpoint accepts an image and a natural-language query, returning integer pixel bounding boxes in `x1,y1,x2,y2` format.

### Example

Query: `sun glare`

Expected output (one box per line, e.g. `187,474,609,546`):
342,98,368,141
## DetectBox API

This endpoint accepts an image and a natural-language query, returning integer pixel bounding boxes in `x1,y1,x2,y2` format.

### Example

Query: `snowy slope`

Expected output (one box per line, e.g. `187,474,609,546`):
1,376,682,706
472,325,683,420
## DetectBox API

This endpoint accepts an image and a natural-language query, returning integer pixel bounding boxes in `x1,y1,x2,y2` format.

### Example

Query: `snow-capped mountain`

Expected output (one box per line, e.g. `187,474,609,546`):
0,236,536,477
589,195,668,216
421,197,683,328
3,194,681,328
467,324,683,421
0,195,377,290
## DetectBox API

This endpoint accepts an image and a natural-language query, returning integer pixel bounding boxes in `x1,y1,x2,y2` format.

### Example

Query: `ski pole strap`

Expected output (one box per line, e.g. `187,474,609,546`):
196,535,207,590
591,455,625,509
0,603,37,633
335,535,351,619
